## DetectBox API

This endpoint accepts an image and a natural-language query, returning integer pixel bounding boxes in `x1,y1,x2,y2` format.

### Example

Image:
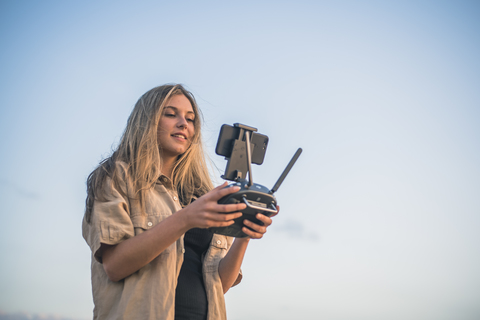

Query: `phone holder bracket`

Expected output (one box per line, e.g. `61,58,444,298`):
221,124,257,182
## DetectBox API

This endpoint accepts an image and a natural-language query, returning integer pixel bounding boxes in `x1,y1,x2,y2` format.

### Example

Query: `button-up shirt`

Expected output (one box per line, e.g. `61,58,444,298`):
82,162,241,319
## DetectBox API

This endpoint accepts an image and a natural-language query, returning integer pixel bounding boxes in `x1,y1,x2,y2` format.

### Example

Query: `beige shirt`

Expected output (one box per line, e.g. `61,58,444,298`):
82,162,241,320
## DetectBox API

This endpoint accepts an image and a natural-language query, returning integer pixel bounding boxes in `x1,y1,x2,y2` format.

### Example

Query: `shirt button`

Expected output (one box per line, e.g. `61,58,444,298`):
173,196,178,201
216,240,221,245
182,249,185,253
147,222,153,227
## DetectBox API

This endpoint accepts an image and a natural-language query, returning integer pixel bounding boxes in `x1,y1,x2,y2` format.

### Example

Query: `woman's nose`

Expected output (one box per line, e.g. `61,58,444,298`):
177,116,188,128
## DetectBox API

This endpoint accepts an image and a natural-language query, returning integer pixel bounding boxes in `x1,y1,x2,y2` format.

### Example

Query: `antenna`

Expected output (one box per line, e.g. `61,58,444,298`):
270,148,303,194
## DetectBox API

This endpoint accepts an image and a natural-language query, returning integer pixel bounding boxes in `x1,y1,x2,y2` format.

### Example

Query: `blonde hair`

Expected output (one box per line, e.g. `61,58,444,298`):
85,84,213,222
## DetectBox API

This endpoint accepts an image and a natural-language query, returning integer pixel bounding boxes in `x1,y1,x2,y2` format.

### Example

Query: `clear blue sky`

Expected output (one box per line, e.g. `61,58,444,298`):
1,1,479,319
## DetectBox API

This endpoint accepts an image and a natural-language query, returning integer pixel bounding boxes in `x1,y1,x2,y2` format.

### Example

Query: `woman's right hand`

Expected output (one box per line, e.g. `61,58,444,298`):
178,182,246,230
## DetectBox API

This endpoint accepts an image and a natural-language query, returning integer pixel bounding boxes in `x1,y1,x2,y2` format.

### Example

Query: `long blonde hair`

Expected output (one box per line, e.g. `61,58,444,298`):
85,84,213,222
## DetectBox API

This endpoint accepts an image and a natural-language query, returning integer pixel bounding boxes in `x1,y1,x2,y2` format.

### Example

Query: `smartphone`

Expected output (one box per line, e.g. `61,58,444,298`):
215,123,268,164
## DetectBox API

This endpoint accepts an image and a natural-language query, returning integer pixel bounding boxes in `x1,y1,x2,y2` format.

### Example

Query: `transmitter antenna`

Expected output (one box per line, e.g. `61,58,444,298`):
270,148,303,194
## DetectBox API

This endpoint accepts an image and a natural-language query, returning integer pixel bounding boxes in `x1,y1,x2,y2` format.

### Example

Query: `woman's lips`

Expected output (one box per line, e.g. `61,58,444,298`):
171,133,187,141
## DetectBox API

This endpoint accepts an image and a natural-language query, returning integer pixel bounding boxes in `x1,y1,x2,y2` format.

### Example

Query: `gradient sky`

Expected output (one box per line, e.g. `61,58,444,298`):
1,1,479,319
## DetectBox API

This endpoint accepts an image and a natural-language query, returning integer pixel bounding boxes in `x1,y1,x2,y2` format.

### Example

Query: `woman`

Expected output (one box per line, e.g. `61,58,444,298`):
82,84,276,320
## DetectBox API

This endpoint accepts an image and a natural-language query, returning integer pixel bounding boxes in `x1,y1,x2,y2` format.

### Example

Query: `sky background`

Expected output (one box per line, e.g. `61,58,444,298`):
1,1,479,319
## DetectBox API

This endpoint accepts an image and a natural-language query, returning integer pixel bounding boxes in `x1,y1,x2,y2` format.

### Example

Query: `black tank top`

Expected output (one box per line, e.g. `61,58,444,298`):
175,227,214,320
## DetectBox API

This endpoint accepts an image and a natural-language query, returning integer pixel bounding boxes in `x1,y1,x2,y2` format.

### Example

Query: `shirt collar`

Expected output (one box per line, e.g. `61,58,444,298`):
157,175,174,189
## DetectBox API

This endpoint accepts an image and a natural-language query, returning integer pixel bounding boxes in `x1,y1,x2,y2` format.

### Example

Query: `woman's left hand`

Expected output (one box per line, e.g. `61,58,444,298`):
241,206,279,239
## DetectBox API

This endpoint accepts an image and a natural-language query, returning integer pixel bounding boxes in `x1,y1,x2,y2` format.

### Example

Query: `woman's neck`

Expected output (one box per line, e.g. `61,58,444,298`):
161,157,177,179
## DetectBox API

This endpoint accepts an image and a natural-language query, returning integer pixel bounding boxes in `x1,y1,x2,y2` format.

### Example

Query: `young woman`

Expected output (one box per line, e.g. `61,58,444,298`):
82,84,277,320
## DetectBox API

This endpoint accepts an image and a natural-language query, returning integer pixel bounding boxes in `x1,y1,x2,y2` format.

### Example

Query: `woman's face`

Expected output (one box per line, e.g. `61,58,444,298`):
157,94,196,160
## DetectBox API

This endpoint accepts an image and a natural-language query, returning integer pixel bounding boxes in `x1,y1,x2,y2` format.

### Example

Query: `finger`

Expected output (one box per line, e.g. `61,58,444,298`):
209,219,237,228
212,181,229,191
200,218,237,229
270,205,280,218
198,212,243,229
243,218,267,234
202,182,230,200
265,205,279,219
206,211,243,222
216,202,247,213
254,213,273,226
242,226,264,239
210,183,244,201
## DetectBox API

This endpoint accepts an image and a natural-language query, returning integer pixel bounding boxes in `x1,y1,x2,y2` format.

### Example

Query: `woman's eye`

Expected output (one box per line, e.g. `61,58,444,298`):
165,113,175,117
187,118,195,122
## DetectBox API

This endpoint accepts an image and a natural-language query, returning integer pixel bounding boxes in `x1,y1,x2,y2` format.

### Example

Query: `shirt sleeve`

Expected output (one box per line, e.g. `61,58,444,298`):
82,169,134,263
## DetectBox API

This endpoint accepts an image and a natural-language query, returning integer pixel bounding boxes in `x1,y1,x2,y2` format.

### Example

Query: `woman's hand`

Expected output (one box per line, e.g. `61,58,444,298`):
178,182,247,230
241,206,279,239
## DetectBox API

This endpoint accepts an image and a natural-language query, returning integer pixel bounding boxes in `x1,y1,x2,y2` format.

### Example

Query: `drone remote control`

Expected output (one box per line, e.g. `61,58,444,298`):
210,123,302,238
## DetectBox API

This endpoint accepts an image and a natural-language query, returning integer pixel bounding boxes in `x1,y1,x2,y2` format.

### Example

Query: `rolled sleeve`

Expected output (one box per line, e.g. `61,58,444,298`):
82,177,133,263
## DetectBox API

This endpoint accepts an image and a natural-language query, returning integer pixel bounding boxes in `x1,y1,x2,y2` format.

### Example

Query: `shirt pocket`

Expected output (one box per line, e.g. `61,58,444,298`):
131,214,175,254
211,236,228,250
203,235,229,273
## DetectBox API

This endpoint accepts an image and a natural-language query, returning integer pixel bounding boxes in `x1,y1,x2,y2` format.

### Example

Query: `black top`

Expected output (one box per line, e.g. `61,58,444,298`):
175,227,214,320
